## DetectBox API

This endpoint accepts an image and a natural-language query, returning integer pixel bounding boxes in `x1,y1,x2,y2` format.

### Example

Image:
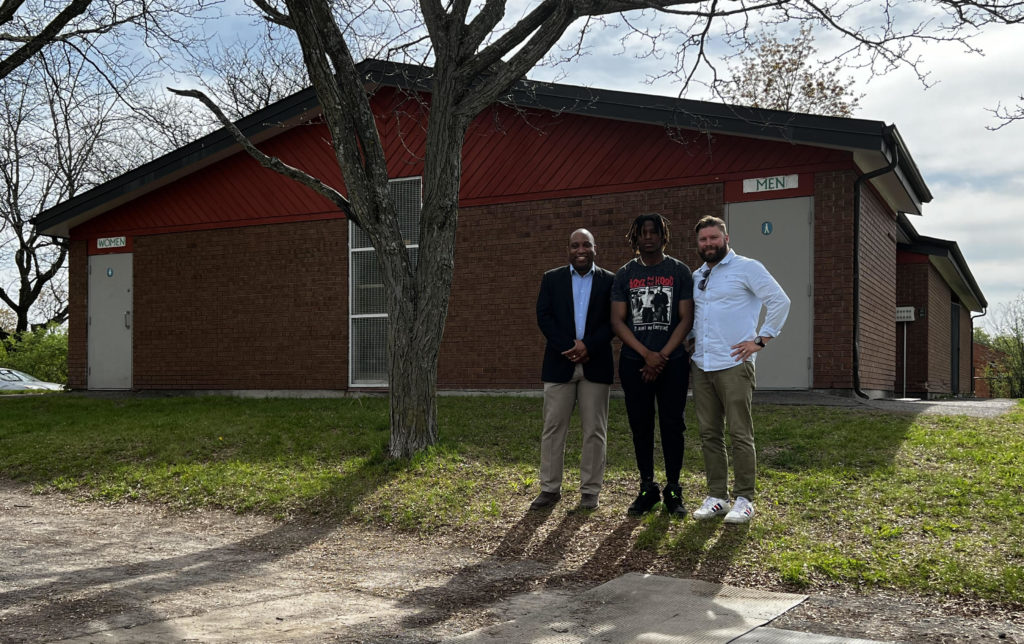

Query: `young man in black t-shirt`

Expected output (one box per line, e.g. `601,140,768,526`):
611,214,694,517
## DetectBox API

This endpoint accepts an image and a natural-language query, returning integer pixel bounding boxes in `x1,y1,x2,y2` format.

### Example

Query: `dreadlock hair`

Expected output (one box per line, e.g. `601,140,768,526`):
626,213,670,253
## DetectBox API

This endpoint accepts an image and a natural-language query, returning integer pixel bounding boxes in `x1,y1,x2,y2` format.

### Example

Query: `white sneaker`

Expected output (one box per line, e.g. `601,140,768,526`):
724,497,755,524
692,496,732,520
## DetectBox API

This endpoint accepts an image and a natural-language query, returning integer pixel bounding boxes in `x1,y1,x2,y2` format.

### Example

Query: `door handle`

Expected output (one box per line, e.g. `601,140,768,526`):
124,311,131,329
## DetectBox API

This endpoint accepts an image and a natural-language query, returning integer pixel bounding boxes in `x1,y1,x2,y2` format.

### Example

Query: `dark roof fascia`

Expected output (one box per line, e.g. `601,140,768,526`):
897,214,987,311
361,59,931,205
886,126,930,203
34,86,321,237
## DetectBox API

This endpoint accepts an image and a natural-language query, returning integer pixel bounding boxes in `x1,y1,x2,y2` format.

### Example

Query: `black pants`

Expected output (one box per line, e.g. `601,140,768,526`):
619,355,688,485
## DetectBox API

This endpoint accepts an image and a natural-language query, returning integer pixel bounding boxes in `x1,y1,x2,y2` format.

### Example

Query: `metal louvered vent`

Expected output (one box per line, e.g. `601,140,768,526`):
349,177,422,386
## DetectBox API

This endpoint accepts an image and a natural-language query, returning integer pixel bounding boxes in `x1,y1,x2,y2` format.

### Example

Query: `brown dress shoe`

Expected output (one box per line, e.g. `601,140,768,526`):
579,493,599,510
529,491,561,510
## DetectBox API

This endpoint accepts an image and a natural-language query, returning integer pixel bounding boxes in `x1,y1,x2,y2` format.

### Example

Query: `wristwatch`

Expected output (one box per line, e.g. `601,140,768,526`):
754,336,765,348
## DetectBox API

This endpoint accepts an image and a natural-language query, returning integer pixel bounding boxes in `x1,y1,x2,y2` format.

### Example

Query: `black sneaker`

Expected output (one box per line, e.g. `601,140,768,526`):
627,481,661,516
662,484,688,518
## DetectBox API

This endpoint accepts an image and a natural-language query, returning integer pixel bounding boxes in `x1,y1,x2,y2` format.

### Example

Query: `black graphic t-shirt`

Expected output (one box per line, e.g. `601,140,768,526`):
612,256,694,360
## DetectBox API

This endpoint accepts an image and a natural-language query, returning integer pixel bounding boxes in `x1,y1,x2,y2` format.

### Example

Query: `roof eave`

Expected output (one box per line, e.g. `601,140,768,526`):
36,58,933,240
898,215,987,312
34,87,322,238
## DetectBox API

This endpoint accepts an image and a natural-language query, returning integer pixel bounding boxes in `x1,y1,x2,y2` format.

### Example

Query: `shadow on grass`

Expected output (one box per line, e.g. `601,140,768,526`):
397,508,566,629
398,507,656,632
753,405,916,474
664,519,749,574
0,395,410,519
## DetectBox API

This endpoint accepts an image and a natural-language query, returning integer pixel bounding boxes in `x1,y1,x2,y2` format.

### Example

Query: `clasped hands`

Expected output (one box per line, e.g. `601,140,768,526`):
639,349,668,383
562,339,590,364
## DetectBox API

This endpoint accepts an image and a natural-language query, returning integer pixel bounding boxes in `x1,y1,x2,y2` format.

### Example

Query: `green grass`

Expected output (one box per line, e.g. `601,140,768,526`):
1,393,1022,604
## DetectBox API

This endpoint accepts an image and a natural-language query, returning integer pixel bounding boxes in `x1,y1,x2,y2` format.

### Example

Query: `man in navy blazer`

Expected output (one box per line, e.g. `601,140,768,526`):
532,228,615,511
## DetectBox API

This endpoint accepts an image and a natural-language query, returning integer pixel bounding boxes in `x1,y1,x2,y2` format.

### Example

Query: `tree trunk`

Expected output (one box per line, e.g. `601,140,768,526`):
383,76,466,459
386,311,440,457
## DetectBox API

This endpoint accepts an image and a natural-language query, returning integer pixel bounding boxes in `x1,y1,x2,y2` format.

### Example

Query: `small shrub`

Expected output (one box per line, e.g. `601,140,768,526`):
0,324,68,384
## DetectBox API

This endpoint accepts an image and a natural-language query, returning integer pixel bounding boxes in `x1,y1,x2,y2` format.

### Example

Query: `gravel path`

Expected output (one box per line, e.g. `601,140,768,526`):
2,481,1022,643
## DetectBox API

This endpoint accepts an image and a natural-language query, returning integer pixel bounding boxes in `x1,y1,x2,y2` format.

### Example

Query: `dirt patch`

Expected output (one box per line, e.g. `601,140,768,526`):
1,482,1021,643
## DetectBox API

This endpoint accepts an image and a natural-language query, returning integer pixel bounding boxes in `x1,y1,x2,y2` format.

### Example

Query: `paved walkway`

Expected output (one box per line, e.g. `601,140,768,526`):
446,574,888,643
752,390,1018,418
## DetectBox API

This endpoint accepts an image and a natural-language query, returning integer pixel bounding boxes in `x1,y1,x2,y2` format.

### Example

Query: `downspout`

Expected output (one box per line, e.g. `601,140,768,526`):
852,125,899,399
970,309,988,396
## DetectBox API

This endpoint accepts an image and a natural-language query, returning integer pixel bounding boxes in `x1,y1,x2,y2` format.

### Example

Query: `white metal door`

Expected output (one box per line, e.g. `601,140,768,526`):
725,198,812,389
88,254,133,389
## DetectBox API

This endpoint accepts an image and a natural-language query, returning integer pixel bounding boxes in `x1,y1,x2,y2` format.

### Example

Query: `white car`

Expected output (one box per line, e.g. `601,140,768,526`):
0,368,65,391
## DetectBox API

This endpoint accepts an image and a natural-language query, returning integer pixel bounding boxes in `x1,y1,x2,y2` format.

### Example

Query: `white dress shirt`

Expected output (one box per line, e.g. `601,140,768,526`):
690,249,790,372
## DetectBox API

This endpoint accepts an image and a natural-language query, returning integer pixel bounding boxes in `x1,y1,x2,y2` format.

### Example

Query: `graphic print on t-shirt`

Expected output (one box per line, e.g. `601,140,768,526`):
628,276,674,332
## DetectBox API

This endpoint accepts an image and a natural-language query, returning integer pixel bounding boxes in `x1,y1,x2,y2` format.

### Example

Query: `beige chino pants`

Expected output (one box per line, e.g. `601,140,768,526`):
540,364,610,496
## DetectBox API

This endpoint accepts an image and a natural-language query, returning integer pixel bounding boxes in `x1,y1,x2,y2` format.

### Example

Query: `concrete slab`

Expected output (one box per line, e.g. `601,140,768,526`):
735,626,896,643
446,573,808,643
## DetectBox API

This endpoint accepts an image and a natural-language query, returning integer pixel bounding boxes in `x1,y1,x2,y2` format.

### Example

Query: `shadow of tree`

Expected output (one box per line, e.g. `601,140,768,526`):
0,456,390,642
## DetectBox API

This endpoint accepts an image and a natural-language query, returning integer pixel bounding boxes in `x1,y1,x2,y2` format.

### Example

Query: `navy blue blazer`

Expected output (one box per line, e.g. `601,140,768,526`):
536,265,615,384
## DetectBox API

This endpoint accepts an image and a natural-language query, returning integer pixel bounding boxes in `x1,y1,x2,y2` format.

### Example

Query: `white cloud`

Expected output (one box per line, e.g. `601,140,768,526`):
856,24,1024,316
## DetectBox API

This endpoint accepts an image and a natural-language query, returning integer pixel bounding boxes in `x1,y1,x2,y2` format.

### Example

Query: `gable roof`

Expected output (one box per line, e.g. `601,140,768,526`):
897,214,987,312
35,59,931,238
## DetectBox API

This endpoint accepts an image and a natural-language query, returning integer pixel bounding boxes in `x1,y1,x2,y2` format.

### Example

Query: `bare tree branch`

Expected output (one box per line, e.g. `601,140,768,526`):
167,86,353,219
0,0,91,81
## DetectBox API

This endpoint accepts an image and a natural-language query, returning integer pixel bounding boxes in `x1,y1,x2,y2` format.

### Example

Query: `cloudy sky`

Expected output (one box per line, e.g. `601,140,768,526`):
522,16,1022,333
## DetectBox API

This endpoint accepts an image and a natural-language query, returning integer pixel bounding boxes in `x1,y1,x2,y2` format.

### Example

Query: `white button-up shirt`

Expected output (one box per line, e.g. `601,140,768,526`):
690,249,790,372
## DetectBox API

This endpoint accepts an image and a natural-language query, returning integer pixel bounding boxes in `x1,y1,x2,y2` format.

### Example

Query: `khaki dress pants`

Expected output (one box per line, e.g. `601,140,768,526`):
540,364,610,495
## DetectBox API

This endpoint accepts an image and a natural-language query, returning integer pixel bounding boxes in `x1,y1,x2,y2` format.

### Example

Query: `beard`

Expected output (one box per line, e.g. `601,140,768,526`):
701,244,728,263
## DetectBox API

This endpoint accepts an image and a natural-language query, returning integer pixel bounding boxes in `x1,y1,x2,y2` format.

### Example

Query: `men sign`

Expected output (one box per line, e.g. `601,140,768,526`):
742,174,798,194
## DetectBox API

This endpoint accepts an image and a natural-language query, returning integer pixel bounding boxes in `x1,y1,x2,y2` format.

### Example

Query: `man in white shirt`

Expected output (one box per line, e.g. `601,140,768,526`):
687,216,790,524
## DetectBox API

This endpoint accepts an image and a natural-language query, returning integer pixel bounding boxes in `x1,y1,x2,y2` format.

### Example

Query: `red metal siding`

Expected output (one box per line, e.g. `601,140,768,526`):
66,86,892,393
72,87,854,241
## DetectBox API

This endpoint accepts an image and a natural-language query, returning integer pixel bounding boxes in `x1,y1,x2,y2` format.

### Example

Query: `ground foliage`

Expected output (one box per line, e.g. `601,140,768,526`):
0,324,67,384
1,394,1021,611
987,292,1024,398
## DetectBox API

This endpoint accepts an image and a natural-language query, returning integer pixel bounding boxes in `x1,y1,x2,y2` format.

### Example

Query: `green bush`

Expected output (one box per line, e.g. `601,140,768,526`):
0,324,68,384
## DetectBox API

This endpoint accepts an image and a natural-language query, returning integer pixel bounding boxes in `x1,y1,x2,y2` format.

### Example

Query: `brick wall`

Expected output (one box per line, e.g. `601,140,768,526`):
895,261,929,396
926,268,953,395
67,239,89,389
437,184,723,389
895,259,975,398
959,305,972,395
812,170,856,389
69,175,921,394
70,187,725,391
857,186,898,394
131,220,349,389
